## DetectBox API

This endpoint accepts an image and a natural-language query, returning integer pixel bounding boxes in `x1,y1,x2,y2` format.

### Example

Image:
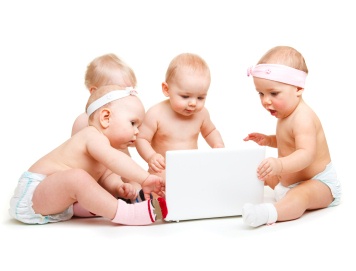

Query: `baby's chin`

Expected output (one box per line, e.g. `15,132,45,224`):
114,142,135,150
125,141,136,148
178,109,197,117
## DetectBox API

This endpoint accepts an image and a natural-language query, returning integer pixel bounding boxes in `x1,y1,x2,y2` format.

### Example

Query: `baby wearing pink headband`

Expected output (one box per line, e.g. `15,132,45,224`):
242,46,341,228
247,64,307,88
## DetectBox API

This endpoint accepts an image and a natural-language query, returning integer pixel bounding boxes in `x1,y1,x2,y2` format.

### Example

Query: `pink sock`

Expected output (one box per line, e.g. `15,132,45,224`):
73,202,98,217
112,198,168,226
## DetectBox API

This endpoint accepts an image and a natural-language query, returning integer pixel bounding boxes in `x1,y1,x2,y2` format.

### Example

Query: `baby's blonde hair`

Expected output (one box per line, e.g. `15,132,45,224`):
84,53,137,89
258,46,308,74
165,53,211,83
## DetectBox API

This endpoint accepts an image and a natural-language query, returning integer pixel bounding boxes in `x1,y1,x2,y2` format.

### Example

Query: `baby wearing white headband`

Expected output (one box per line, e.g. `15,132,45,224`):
9,83,168,226
86,87,138,117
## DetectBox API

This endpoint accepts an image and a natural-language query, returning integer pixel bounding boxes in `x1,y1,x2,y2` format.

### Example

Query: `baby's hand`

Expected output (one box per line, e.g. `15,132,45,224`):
244,132,269,146
148,153,166,173
117,183,138,201
257,157,283,181
142,174,166,200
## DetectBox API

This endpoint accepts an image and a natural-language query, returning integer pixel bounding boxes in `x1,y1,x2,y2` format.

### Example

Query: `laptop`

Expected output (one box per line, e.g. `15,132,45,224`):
164,146,266,222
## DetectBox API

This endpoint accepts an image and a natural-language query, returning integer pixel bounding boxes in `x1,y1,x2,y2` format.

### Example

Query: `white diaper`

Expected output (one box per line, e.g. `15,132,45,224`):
9,171,73,224
274,182,294,201
273,162,341,207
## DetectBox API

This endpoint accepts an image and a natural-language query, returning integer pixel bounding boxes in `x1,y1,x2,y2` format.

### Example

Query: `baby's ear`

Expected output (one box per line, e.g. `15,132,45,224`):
162,82,169,97
89,86,98,94
99,108,111,128
296,87,304,96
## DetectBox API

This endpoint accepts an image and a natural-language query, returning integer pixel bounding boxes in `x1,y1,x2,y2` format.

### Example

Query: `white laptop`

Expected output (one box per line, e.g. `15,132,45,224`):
164,146,266,222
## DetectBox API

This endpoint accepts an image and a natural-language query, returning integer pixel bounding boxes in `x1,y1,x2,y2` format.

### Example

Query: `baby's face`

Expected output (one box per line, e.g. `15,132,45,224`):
167,67,210,117
108,96,145,149
253,77,302,119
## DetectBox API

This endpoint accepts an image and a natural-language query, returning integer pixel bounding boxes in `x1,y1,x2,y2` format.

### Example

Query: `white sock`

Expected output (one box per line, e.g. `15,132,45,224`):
242,203,277,227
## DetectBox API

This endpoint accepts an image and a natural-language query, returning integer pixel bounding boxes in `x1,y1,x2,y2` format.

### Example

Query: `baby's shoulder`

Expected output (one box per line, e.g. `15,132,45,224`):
146,100,170,114
74,126,107,143
294,102,319,124
198,106,211,118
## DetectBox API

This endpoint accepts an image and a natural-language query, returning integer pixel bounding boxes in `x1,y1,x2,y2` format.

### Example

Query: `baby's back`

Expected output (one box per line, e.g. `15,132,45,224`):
28,126,107,178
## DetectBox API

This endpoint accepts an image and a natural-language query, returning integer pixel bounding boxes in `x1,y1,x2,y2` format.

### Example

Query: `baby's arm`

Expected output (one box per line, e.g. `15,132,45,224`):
136,110,165,173
255,122,317,181
244,133,277,148
201,110,225,148
146,153,165,173
141,174,166,199
136,138,165,173
204,129,225,148
118,147,143,189
74,113,138,188
244,133,279,181
99,170,138,200
87,133,165,199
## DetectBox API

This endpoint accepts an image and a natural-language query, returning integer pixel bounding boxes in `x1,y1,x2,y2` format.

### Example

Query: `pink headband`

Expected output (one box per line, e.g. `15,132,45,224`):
247,64,307,88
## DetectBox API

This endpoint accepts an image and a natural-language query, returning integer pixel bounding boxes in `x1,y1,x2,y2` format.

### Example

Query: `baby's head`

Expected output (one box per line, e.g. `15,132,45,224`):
85,84,145,148
163,53,211,116
86,84,145,125
247,46,309,119
84,54,137,94
257,46,308,73
248,46,308,88
165,53,211,86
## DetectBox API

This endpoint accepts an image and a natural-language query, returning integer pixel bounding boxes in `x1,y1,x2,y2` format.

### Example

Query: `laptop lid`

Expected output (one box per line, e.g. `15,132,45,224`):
164,146,266,222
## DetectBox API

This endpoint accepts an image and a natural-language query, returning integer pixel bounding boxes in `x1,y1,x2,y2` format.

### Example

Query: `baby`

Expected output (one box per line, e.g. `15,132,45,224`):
9,84,167,225
242,46,341,227
136,53,224,179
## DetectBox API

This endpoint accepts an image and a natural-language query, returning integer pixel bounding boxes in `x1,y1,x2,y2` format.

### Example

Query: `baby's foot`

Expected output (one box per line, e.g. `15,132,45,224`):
151,197,168,220
131,189,153,203
112,197,167,226
242,203,277,227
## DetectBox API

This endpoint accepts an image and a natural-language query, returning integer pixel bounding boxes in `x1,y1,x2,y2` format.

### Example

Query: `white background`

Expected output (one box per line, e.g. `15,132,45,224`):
1,1,355,270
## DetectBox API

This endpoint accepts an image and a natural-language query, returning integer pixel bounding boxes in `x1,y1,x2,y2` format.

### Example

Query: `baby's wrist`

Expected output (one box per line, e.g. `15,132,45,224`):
142,173,151,186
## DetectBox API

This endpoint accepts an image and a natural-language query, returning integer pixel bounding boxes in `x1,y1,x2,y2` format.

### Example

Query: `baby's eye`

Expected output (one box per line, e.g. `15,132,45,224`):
181,95,189,99
258,92,264,96
271,92,278,97
198,97,205,100
131,121,135,126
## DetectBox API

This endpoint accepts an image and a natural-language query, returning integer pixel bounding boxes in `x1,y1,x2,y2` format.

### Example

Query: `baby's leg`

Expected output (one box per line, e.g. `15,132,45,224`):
73,202,98,217
274,179,333,221
32,168,168,225
32,168,119,219
112,197,168,225
242,179,333,227
73,188,151,217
